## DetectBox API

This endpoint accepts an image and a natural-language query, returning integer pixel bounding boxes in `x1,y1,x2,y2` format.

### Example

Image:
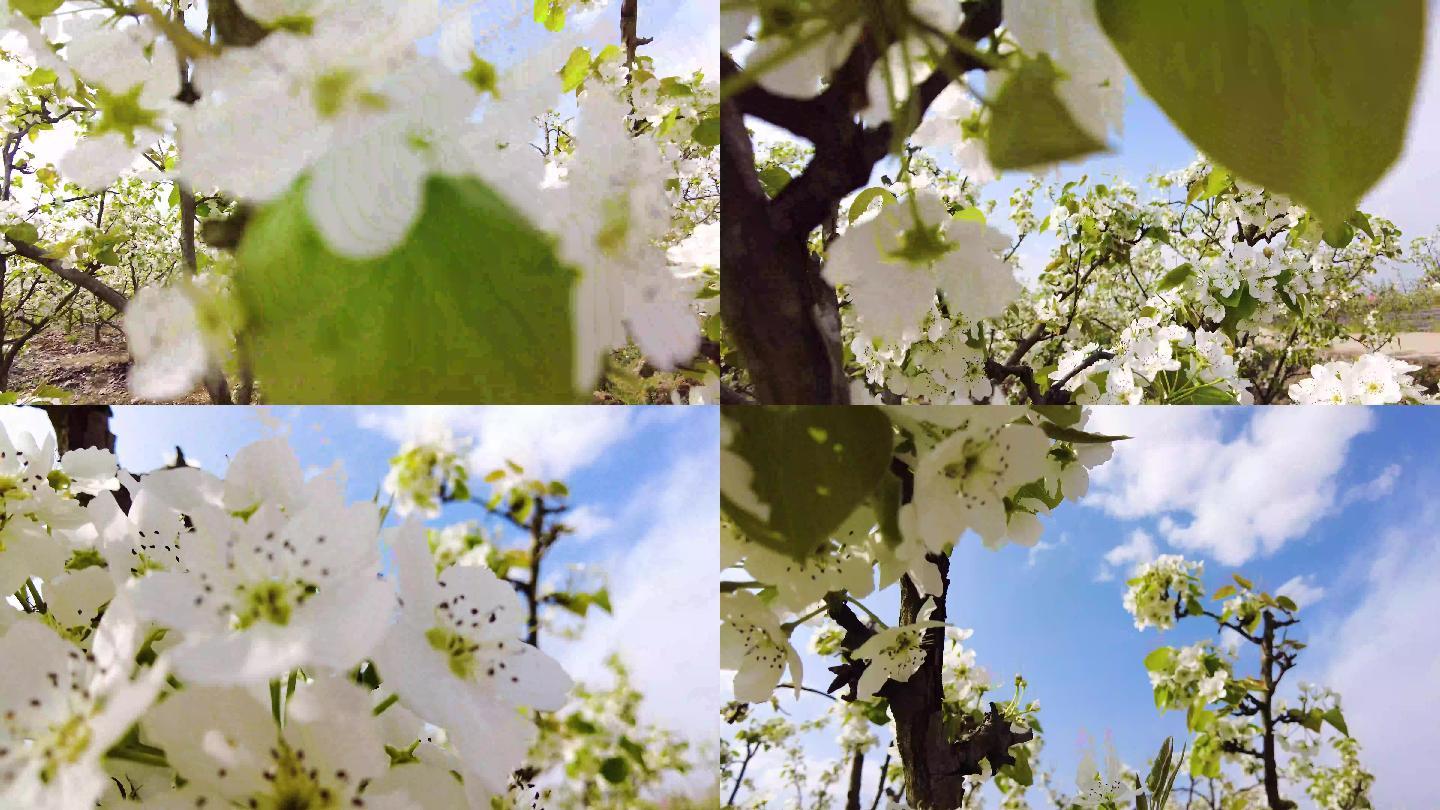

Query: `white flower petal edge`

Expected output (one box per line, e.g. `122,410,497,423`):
372,519,572,800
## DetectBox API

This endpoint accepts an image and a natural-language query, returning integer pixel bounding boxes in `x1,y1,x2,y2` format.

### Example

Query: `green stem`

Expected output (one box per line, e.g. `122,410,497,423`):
25,578,46,613
781,604,829,634
372,693,400,716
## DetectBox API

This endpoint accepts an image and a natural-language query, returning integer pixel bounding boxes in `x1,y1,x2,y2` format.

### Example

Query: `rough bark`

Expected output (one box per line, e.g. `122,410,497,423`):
40,405,115,452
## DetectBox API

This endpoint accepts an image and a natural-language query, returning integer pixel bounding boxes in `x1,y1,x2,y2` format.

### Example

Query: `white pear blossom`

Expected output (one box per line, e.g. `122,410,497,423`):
1288,354,1425,404
852,599,945,699
144,676,390,809
721,590,803,703
824,192,1020,346
122,284,211,402
557,91,699,387
179,3,479,259
0,600,165,809
909,409,1049,551
128,443,393,684
1074,737,1139,808
1003,0,1126,143
372,520,572,799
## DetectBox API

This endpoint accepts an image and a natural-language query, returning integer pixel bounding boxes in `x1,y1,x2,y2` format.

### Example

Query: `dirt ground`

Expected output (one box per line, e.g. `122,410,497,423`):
1329,332,1440,365
7,329,208,405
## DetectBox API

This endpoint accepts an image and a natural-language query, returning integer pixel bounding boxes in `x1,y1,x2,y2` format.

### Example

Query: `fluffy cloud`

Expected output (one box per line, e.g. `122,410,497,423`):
1084,408,1376,565
555,447,719,748
1338,463,1401,508
1322,519,1440,807
357,406,638,481
1275,574,1326,609
1096,528,1157,581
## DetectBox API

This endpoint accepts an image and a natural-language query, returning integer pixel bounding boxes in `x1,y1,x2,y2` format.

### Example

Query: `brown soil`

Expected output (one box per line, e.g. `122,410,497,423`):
7,328,208,405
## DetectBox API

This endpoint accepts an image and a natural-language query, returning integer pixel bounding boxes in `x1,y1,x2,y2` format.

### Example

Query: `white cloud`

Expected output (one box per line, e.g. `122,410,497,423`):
1275,575,1326,609
555,447,719,749
1084,408,1376,566
1026,532,1067,568
1338,463,1401,508
1096,528,1158,581
357,406,638,482
561,503,614,541
1322,520,1440,808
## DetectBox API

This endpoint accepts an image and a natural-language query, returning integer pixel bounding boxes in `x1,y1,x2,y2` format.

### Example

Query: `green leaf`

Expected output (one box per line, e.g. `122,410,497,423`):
1212,584,1236,600
986,54,1107,170
1005,743,1035,786
1276,595,1298,612
1146,738,1173,794
1349,211,1376,240
722,407,894,560
1233,573,1253,590
533,0,565,30
951,206,986,224
236,175,578,403
1157,262,1195,291
758,166,792,197
1144,646,1176,672
847,187,897,224
24,67,58,87
693,113,721,147
12,0,62,18
1142,225,1171,246
4,222,40,245
1189,169,1232,204
1033,405,1082,428
560,47,591,93
1168,383,1238,406
1096,0,1425,225
1038,423,1128,444
1323,220,1355,249
599,756,630,783
1323,706,1349,736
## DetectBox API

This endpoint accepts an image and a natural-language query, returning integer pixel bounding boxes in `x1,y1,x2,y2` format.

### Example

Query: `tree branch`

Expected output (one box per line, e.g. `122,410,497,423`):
6,237,129,313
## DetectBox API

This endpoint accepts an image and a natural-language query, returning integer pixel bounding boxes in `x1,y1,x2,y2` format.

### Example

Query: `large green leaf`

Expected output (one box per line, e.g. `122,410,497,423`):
1096,0,1425,225
722,407,894,560
987,54,1107,170
237,176,579,403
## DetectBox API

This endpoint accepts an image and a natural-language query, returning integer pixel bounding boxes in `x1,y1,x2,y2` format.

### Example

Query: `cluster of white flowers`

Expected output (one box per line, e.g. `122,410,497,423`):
721,407,1116,705
1055,300,1255,405
382,429,472,518
896,406,1112,552
0,423,570,808
1147,642,1232,707
849,310,997,404
1123,555,1205,631
1288,353,1426,404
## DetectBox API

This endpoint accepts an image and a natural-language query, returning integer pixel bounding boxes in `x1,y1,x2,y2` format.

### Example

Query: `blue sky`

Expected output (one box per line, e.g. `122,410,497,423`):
468,0,718,77
1,405,722,759
734,407,1440,808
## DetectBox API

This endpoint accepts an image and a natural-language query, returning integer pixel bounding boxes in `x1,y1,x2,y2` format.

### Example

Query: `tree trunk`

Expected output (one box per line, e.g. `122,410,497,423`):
719,91,849,404
1259,611,1289,810
845,749,866,810
40,405,115,452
